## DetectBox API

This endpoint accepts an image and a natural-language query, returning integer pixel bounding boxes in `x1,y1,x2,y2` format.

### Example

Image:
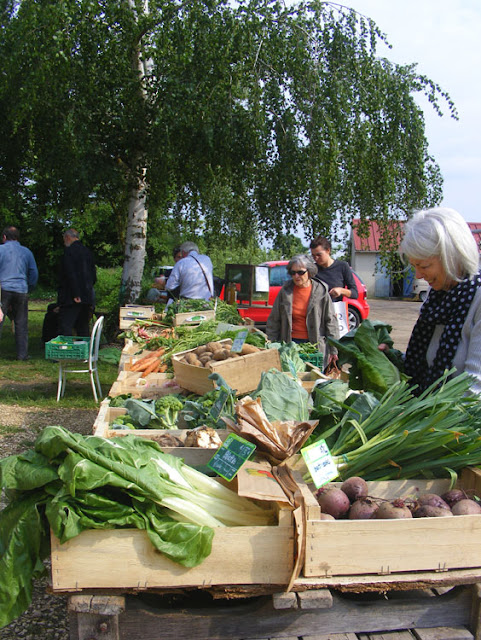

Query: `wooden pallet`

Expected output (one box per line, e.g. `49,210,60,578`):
67,584,481,640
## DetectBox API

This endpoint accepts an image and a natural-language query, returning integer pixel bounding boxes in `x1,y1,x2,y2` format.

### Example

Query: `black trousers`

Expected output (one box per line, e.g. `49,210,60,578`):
0,289,29,359
58,303,92,337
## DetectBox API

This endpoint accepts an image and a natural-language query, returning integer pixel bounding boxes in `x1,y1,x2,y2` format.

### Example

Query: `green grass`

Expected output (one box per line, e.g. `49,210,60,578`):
0,424,22,435
0,300,120,408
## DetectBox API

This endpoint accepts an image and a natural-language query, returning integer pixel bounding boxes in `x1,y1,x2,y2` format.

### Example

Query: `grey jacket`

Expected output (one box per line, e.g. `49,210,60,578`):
266,279,339,358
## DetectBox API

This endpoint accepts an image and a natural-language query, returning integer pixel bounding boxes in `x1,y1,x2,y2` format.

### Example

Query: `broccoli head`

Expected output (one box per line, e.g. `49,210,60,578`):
154,395,184,429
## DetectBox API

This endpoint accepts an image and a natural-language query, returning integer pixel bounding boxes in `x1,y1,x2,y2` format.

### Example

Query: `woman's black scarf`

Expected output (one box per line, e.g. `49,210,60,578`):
404,271,481,393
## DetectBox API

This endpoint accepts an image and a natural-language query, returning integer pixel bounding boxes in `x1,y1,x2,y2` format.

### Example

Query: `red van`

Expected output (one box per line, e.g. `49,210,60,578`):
230,260,370,330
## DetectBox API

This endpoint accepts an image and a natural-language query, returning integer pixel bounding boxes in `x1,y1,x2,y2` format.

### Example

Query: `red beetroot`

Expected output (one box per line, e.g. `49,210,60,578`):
451,499,481,515
348,498,379,520
441,489,468,508
415,493,450,510
315,486,350,519
375,499,412,519
413,505,453,518
320,513,336,521
341,476,369,503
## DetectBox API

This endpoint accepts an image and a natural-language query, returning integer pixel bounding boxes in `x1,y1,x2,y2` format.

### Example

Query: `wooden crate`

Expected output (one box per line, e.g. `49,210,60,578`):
92,398,230,463
108,370,179,398
119,305,155,330
296,369,326,393
50,490,295,592
172,341,281,395
118,339,143,371
300,468,481,580
173,309,216,326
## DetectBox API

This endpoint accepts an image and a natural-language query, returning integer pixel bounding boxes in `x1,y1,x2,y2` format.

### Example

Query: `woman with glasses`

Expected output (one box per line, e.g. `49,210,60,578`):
266,254,339,366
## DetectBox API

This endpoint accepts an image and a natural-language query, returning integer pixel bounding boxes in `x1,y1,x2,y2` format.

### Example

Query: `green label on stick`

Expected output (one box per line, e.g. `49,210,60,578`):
207,433,256,481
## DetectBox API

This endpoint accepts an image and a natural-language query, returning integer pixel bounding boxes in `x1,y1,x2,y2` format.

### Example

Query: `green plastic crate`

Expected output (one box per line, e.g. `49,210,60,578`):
45,335,90,360
299,352,323,369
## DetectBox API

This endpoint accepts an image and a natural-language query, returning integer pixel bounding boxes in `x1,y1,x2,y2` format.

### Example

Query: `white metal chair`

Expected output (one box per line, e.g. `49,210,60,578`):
57,315,104,403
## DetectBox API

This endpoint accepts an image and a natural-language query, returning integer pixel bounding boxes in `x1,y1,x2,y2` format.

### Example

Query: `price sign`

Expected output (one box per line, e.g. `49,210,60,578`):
231,330,248,353
301,439,338,488
209,388,229,421
207,433,256,481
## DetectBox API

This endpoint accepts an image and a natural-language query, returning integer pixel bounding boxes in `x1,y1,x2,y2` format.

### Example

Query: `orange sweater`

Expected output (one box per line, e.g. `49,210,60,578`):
291,284,311,339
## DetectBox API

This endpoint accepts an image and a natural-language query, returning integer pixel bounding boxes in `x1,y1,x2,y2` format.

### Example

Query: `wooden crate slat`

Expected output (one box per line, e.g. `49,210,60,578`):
51,522,294,591
413,627,474,640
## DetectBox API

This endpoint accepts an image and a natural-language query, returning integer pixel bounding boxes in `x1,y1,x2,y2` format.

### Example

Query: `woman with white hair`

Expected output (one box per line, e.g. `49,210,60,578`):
266,253,339,366
400,207,481,394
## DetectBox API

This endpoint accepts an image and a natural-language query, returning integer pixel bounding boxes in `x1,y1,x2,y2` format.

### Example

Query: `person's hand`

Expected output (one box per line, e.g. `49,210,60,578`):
378,343,390,353
327,353,339,365
0,307,3,323
329,287,344,298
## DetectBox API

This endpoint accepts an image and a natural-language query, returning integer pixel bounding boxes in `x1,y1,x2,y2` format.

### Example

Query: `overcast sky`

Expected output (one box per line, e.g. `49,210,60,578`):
342,0,481,223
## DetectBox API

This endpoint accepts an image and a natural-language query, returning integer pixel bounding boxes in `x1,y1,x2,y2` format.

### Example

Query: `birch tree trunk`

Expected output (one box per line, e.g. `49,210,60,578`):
121,170,148,303
121,0,153,303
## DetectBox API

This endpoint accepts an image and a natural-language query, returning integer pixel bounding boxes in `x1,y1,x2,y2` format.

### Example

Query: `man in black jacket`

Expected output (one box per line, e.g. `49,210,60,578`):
57,228,97,337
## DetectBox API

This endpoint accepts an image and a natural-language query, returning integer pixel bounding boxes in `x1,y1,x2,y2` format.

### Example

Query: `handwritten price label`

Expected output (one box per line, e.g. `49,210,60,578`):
301,439,338,488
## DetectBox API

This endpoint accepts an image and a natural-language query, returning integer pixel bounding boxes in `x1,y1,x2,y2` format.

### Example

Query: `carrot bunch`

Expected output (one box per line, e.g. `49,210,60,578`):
129,347,168,377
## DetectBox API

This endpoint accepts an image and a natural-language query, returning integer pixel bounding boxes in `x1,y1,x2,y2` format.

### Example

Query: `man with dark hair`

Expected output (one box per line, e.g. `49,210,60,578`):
57,228,97,337
0,225,38,360
310,235,358,302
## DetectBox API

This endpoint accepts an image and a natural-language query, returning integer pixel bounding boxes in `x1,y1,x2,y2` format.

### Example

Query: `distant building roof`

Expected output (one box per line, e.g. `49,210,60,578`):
352,218,481,252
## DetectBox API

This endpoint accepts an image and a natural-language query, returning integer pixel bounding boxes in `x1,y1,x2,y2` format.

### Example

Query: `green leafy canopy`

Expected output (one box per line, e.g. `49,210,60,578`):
0,0,456,300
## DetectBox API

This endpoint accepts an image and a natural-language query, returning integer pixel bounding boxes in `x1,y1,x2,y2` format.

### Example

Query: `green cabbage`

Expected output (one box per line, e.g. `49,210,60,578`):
252,369,309,422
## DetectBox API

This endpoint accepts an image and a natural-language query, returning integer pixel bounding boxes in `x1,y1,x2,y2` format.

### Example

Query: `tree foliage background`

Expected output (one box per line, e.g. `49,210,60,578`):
0,0,456,299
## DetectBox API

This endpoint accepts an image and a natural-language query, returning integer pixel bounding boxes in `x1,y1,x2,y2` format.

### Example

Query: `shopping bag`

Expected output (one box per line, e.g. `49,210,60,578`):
324,360,343,380
333,300,349,337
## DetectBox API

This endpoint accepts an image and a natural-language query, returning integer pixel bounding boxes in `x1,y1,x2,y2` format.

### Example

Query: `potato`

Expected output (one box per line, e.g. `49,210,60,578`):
199,353,213,366
241,343,261,355
184,352,202,367
195,345,209,356
206,341,222,352
213,349,229,361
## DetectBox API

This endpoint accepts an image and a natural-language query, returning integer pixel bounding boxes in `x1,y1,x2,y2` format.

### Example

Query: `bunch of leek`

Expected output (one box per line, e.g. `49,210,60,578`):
308,370,481,482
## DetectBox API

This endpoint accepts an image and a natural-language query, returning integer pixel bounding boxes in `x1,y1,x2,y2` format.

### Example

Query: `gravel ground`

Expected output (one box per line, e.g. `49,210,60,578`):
0,404,98,640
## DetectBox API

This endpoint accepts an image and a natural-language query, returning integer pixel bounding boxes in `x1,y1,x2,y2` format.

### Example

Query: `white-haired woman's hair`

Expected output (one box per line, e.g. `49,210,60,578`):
400,207,480,281
287,254,318,278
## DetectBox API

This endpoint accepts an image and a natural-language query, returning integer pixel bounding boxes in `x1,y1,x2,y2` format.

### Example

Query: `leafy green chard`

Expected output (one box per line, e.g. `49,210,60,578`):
328,319,404,394
0,427,274,628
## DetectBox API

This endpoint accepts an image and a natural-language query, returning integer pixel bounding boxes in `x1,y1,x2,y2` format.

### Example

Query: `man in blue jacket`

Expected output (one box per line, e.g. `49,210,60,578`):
0,226,38,360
